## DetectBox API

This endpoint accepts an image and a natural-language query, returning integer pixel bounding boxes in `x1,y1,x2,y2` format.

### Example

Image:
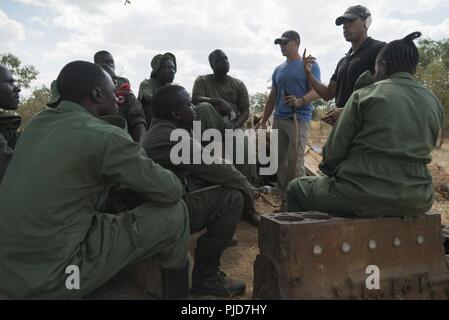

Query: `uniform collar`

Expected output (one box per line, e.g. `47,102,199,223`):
388,72,413,80
57,100,92,115
150,117,178,130
347,37,373,56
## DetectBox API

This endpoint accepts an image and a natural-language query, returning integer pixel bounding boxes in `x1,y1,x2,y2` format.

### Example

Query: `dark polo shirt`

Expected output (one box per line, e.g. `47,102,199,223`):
331,37,386,107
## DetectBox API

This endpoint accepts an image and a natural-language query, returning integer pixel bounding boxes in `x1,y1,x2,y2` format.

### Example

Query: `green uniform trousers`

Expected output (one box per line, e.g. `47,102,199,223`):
287,176,355,217
6,201,190,300
184,185,243,271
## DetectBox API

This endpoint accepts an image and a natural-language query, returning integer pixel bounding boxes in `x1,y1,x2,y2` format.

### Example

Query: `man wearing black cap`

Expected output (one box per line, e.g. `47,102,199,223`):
258,30,321,211
304,5,385,125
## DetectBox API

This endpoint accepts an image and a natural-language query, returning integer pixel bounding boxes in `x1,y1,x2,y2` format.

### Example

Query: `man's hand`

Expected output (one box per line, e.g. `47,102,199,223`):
213,98,232,116
255,121,267,130
303,49,317,75
321,108,343,126
284,95,305,109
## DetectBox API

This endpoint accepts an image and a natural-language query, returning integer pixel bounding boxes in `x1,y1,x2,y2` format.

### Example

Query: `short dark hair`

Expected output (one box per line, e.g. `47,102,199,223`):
208,49,225,66
56,61,108,102
94,50,112,63
152,85,187,120
377,32,421,75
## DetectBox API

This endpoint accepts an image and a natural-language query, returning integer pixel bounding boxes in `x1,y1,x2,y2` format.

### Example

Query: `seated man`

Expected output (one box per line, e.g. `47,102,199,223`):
288,32,444,218
94,50,147,142
192,49,250,129
141,85,252,297
0,64,21,182
138,52,176,126
0,61,189,299
47,51,147,142
193,50,260,188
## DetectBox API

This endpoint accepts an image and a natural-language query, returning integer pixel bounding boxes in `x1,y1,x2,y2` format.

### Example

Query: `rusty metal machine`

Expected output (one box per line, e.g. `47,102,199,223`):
253,211,449,299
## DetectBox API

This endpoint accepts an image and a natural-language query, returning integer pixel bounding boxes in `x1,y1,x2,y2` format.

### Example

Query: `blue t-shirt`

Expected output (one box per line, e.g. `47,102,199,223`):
272,59,321,121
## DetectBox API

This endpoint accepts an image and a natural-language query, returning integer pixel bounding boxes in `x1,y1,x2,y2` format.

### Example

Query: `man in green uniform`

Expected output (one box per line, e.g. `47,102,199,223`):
142,85,252,297
192,49,250,129
192,50,260,195
0,61,190,299
288,32,444,218
0,64,21,182
94,50,147,141
138,52,176,126
47,51,147,142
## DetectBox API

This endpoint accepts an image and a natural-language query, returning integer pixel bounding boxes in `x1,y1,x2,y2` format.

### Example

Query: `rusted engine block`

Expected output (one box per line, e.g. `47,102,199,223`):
253,211,449,300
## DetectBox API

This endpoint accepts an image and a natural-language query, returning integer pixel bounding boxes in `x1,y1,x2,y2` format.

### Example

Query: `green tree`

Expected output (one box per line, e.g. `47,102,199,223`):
19,85,50,128
415,38,449,138
250,92,269,114
0,53,38,89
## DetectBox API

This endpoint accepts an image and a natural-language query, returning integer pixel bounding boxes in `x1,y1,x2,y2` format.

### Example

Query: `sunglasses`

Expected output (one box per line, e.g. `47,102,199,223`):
279,40,292,45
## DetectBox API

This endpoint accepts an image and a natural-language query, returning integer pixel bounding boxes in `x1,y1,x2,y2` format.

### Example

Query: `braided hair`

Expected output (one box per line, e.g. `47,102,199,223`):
377,31,422,75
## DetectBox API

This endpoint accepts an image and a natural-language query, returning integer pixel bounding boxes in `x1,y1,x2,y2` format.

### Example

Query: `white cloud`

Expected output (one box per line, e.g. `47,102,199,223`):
28,15,48,26
6,0,449,96
0,10,25,47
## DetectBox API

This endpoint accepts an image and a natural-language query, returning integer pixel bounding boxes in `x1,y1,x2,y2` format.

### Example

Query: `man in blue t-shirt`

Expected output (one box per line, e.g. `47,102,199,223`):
259,30,320,210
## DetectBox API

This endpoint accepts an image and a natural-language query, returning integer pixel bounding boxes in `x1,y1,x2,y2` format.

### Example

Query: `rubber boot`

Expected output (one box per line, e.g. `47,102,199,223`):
191,254,245,298
161,260,190,300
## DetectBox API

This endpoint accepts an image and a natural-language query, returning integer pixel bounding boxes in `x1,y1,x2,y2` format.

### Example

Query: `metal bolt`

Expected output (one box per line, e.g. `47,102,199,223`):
342,242,351,254
417,234,424,245
394,237,402,248
313,245,323,256
368,239,377,251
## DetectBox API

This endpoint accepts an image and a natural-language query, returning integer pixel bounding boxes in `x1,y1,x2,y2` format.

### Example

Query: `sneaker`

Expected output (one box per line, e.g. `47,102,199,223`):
191,270,246,298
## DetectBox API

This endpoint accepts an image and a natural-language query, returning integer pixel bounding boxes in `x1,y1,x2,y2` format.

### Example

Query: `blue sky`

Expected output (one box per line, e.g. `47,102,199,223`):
1,0,448,97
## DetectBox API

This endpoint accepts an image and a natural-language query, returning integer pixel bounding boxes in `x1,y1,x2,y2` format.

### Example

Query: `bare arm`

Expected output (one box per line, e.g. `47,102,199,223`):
303,49,337,101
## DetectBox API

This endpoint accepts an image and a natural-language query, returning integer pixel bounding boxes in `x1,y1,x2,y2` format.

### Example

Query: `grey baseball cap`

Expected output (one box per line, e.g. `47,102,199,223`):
336,5,371,26
274,30,300,45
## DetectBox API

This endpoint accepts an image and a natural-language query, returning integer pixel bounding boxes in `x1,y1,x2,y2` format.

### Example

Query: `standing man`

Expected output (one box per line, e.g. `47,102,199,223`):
192,49,249,129
94,50,147,141
259,30,320,211
304,5,385,125
0,61,190,299
138,52,177,126
0,64,21,182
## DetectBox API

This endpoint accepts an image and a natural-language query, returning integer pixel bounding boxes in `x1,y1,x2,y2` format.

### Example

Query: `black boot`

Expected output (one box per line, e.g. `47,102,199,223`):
191,253,245,298
191,269,246,298
161,261,190,300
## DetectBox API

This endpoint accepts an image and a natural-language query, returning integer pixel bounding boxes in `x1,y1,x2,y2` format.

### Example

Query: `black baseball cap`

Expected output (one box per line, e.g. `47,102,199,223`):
274,30,300,45
336,5,371,26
